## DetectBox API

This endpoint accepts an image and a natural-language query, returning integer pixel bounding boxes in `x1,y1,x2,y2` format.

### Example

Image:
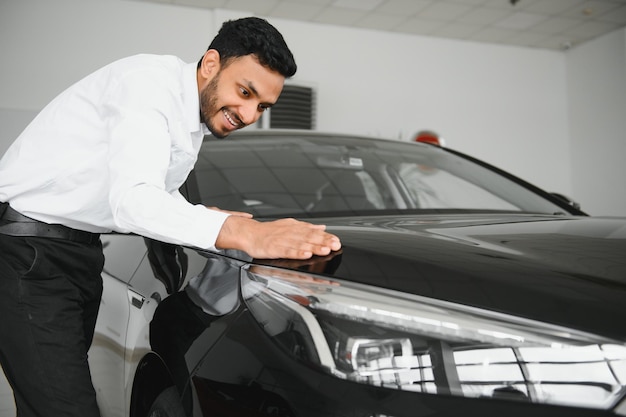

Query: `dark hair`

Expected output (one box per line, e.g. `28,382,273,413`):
199,17,297,78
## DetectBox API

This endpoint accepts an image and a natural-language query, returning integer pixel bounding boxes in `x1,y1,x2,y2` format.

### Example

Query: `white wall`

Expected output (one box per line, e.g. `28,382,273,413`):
0,0,215,107
278,19,571,196
567,29,626,217
1,0,624,216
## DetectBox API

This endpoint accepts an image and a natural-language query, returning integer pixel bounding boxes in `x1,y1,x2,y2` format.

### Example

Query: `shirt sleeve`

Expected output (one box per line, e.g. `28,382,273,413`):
102,63,228,249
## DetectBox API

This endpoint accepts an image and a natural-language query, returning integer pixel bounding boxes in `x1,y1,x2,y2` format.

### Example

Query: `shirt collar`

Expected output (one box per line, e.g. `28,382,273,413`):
182,61,209,136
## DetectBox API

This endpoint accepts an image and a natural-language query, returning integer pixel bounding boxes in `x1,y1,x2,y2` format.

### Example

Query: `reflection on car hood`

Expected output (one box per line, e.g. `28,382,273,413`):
267,214,626,341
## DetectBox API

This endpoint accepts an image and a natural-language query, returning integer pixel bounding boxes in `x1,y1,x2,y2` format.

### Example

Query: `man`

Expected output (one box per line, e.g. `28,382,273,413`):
0,17,341,417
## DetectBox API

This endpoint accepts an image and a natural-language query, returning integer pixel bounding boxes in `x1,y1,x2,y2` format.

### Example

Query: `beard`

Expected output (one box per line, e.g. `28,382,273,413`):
199,73,229,139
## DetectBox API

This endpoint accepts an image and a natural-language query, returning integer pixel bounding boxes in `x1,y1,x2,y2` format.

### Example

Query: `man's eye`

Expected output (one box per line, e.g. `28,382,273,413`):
240,88,250,97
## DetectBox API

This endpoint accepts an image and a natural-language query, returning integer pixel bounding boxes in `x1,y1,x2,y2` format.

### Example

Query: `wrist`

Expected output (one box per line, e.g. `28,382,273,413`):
215,215,256,252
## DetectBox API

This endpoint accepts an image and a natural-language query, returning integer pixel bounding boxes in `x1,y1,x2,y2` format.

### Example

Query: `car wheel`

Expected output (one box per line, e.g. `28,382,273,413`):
147,386,185,417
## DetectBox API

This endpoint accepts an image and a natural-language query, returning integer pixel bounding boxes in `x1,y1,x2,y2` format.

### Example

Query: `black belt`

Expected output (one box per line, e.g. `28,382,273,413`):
0,203,100,244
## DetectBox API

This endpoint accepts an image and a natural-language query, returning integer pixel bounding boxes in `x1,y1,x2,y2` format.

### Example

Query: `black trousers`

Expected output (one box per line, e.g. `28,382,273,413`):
0,233,104,417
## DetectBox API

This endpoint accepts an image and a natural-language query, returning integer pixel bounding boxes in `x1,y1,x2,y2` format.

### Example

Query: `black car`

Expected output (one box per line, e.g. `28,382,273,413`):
3,129,625,417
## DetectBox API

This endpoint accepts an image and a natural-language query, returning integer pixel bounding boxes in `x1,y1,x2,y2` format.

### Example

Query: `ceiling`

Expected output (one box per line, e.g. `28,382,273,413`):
131,0,626,50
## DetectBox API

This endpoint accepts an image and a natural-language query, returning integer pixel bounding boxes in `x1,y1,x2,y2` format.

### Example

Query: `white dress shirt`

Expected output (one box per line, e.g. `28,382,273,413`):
0,54,230,250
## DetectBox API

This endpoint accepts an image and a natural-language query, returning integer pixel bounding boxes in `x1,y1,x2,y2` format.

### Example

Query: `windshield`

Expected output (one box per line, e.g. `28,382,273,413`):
184,133,570,218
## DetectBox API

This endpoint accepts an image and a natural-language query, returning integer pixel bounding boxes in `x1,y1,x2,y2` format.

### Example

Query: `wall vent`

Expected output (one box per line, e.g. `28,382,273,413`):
265,84,316,130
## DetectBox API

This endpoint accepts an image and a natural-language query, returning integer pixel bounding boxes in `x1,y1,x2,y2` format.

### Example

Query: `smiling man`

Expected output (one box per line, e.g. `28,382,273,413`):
0,17,340,417
199,53,283,137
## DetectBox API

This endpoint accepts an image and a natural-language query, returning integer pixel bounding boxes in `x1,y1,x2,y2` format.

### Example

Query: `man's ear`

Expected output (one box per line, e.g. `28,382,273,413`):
199,49,220,79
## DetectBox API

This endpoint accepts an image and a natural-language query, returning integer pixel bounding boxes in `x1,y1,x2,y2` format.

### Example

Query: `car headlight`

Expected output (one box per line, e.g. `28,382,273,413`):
241,264,626,411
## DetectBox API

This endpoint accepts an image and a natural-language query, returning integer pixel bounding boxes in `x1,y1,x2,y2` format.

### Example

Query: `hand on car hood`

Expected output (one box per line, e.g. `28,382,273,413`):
261,214,626,341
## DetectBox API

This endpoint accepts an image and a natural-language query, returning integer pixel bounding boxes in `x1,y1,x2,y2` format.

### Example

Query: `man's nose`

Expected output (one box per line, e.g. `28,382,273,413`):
240,104,260,126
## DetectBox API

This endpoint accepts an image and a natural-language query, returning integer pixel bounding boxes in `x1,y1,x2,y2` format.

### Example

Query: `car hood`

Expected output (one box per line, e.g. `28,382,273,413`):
265,214,626,340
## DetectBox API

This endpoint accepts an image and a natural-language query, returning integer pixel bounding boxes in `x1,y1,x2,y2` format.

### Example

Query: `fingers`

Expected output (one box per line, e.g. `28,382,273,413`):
324,234,342,252
281,219,341,258
252,218,341,259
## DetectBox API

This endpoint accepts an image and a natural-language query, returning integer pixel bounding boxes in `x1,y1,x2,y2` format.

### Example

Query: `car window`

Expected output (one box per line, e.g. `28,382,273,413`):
398,163,518,210
184,134,569,218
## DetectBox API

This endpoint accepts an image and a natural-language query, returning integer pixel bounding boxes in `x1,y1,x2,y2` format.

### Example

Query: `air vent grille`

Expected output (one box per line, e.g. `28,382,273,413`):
269,85,315,130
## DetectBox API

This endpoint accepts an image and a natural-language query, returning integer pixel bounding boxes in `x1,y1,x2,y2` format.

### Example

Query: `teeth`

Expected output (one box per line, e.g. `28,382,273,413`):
223,110,239,127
